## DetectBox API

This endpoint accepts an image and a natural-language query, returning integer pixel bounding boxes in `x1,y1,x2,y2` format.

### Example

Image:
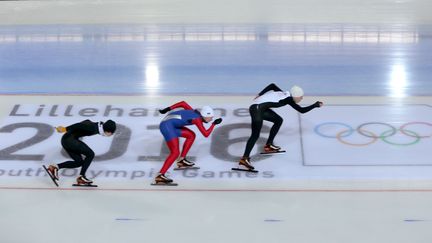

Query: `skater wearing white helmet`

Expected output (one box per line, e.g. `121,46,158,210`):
235,83,323,172
154,101,222,185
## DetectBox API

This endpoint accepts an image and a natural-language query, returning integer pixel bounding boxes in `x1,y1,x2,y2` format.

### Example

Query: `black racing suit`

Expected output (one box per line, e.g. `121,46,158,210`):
243,83,320,157
58,120,100,176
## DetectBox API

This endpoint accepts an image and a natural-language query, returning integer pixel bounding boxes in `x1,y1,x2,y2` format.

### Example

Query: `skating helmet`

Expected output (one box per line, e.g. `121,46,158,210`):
103,120,117,133
200,106,214,118
290,85,304,97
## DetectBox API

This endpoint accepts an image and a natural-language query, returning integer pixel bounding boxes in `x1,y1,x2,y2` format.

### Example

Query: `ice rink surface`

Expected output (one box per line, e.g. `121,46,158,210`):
1,0,432,243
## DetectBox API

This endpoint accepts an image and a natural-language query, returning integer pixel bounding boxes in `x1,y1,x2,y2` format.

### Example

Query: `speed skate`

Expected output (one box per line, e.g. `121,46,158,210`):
42,165,59,187
72,183,98,187
151,173,178,186
173,166,200,171
151,182,178,186
232,161,259,173
233,157,258,173
260,150,286,155
231,167,259,173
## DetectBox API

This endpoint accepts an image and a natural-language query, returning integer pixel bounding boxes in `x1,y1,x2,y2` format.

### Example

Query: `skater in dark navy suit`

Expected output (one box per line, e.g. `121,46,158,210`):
44,119,116,186
154,101,222,185
237,83,323,171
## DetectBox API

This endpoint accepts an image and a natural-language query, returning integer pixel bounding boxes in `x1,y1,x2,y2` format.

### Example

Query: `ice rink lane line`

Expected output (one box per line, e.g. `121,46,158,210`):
1,186,432,193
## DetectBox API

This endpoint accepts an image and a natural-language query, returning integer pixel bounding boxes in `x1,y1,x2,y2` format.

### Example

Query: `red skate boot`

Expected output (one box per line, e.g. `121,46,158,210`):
174,158,200,170
73,175,97,187
232,157,258,173
261,144,286,155
151,173,178,186
42,164,59,187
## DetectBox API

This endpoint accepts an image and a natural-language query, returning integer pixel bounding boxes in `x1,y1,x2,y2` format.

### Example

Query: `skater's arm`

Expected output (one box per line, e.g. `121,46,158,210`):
66,120,95,133
257,83,283,96
160,101,194,114
169,101,194,110
280,97,322,114
191,119,215,137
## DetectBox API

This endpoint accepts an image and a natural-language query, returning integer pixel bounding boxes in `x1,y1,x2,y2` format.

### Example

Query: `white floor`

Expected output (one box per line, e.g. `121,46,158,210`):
3,189,432,243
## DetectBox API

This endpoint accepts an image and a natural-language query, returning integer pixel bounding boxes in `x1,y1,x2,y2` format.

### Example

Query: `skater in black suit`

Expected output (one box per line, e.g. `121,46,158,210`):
237,83,323,171
44,119,116,186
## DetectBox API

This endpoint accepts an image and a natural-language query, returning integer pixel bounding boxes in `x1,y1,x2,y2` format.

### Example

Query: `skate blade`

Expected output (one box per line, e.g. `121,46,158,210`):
260,150,286,155
72,184,98,187
151,182,178,186
231,168,259,173
173,166,200,171
42,165,59,187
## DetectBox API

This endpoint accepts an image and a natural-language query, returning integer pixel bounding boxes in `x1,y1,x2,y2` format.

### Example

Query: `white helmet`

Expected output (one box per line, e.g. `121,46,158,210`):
290,85,304,97
201,106,214,117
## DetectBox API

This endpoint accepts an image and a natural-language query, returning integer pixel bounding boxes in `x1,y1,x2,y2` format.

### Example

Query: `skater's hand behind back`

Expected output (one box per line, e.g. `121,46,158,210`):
213,118,223,125
55,126,67,133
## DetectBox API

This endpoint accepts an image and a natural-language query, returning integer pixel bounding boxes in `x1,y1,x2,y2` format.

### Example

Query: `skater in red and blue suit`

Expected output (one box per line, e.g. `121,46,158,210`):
154,101,222,185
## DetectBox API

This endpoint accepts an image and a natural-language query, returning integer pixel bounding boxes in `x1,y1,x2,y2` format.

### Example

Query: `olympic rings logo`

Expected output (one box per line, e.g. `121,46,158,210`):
314,122,432,146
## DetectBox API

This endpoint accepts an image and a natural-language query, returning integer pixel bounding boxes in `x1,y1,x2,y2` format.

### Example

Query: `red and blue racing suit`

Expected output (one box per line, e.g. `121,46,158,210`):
159,101,215,174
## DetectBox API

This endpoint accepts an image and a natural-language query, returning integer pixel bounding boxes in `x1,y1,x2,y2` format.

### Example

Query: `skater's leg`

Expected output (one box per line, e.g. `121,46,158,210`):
262,109,283,145
70,142,95,186
76,142,95,176
160,138,180,174
180,127,196,158
242,105,263,158
58,141,94,175
58,151,84,169
58,136,84,169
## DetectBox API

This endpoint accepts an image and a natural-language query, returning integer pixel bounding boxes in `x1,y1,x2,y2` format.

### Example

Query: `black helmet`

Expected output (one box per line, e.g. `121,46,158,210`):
103,120,116,133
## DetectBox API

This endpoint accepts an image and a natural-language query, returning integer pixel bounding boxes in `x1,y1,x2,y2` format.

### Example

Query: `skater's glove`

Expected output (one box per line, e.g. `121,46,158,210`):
56,126,67,133
213,118,223,125
159,107,171,114
314,101,323,108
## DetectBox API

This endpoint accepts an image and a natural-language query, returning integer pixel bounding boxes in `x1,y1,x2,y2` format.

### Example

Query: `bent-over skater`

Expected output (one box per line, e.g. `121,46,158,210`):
44,119,116,186
237,83,323,171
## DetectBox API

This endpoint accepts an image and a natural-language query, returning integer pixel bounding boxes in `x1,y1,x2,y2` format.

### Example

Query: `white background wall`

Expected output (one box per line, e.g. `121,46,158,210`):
1,0,432,25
